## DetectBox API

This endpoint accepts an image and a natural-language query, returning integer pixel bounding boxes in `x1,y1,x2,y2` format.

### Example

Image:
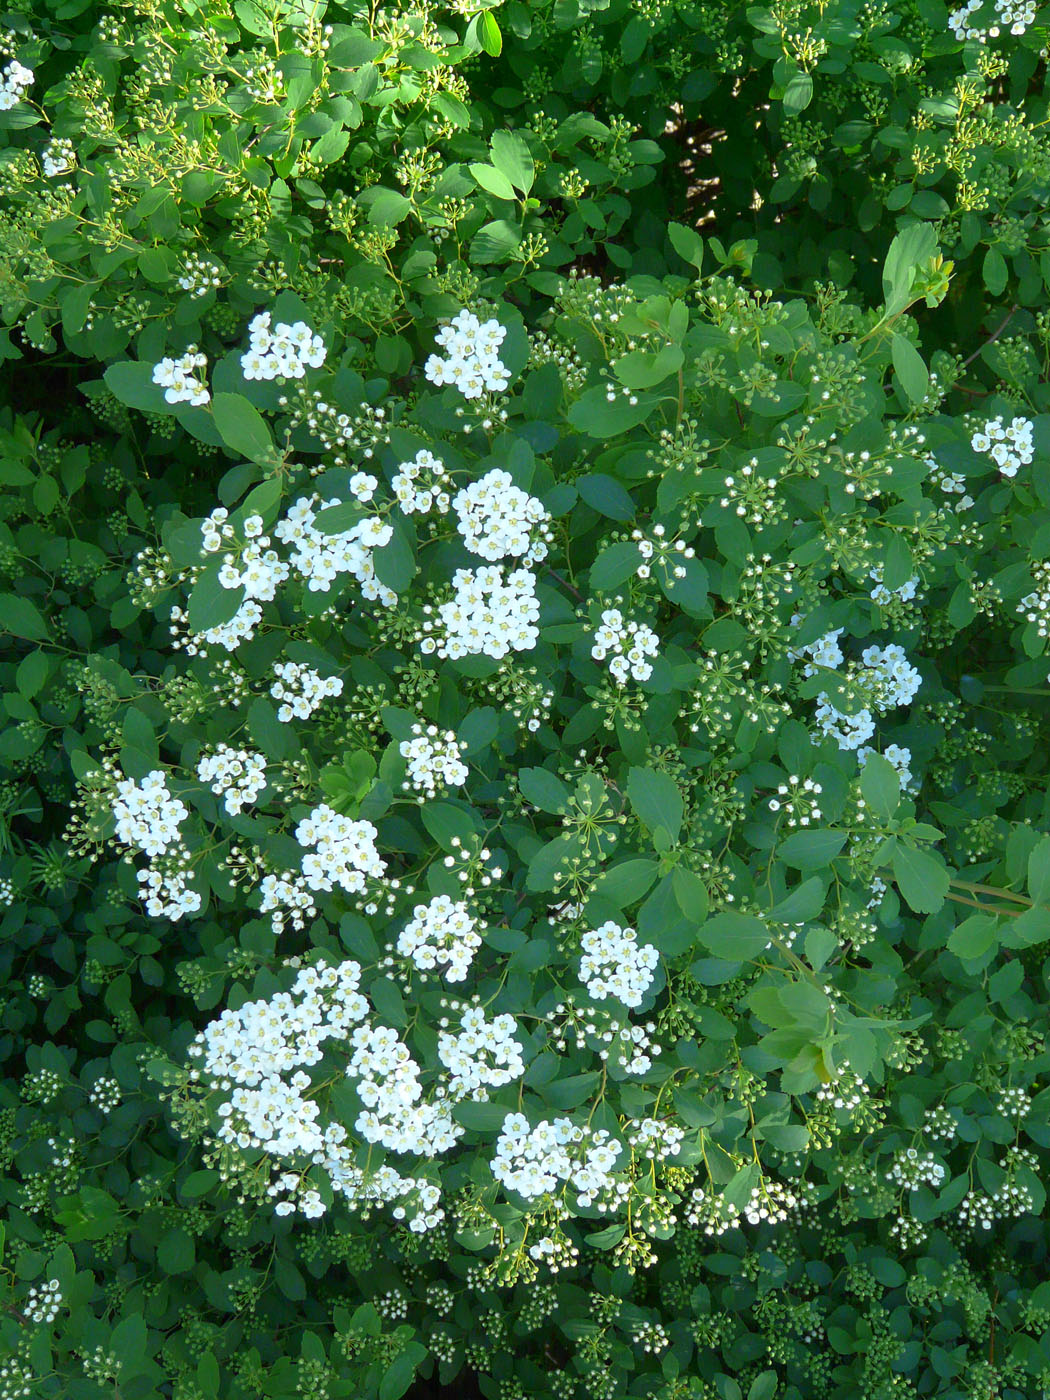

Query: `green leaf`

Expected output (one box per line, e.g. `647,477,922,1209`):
186,563,245,634
469,162,516,201
613,344,684,390
568,388,654,439
671,866,709,923
1027,834,1050,905
157,1228,195,1274
211,392,275,464
891,333,929,406
778,828,847,870
111,1312,148,1367
490,130,534,194
627,766,684,845
362,188,412,227
882,223,938,315
181,1170,220,1198
380,1346,428,1400
860,753,901,823
518,767,571,814
420,802,477,852
470,219,523,263
768,876,825,924
893,842,950,914
576,474,636,520
668,221,704,271
946,914,999,961
748,1371,777,1400
695,912,770,962
478,10,503,55
591,858,659,909
0,595,50,642
372,518,416,593
458,706,498,756
590,541,642,591
782,70,813,113
452,1100,512,1131
104,360,166,412
526,833,580,892
983,246,1008,298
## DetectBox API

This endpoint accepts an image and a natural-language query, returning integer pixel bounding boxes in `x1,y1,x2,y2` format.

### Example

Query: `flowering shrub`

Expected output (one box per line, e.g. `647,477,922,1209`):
6,2,1050,1400
0,228,1031,1395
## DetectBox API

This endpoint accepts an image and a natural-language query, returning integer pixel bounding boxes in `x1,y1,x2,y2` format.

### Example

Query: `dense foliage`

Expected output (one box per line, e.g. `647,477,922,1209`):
3,3,1050,1400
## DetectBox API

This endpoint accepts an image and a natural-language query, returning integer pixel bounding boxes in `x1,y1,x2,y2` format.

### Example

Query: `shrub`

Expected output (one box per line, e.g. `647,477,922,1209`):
4,5,1050,1400
14,236,1043,1397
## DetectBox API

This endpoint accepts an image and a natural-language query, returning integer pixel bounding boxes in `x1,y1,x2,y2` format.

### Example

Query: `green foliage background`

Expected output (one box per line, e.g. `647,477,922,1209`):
1,2,1050,1400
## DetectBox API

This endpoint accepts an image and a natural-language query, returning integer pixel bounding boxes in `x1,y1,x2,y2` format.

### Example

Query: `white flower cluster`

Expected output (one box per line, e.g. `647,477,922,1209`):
1018,561,1050,640
424,310,510,399
787,622,843,677
862,644,923,708
88,1075,121,1114
137,863,202,920
815,697,876,752
270,660,343,723
421,565,541,660
257,871,317,935
0,59,32,111
152,345,210,407
453,468,552,564
631,1321,670,1355
925,455,975,511
191,959,370,1220
579,920,659,1010
438,1006,524,1095
591,608,660,684
743,1177,811,1225
684,1185,742,1236
550,1002,661,1076
40,137,75,177
196,744,267,815
241,311,326,381
348,1023,460,1155
392,449,451,515
275,496,397,604
194,508,290,651
971,414,1034,477
809,641,922,752
601,1018,659,1075
216,526,289,600
397,895,484,982
177,252,223,298
995,1084,1031,1118
399,724,469,798
767,775,823,825
491,1114,625,1206
815,1066,865,1113
887,1148,947,1191
923,1105,958,1142
112,770,188,857
294,805,386,894
632,525,695,582
24,1279,61,1325
948,0,1035,40
627,1117,684,1162
958,1177,1034,1228
869,564,919,607
857,742,913,791
327,1161,443,1233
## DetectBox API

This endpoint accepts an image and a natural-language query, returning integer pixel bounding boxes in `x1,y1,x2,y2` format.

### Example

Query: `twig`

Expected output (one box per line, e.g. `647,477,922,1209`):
961,303,1019,368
